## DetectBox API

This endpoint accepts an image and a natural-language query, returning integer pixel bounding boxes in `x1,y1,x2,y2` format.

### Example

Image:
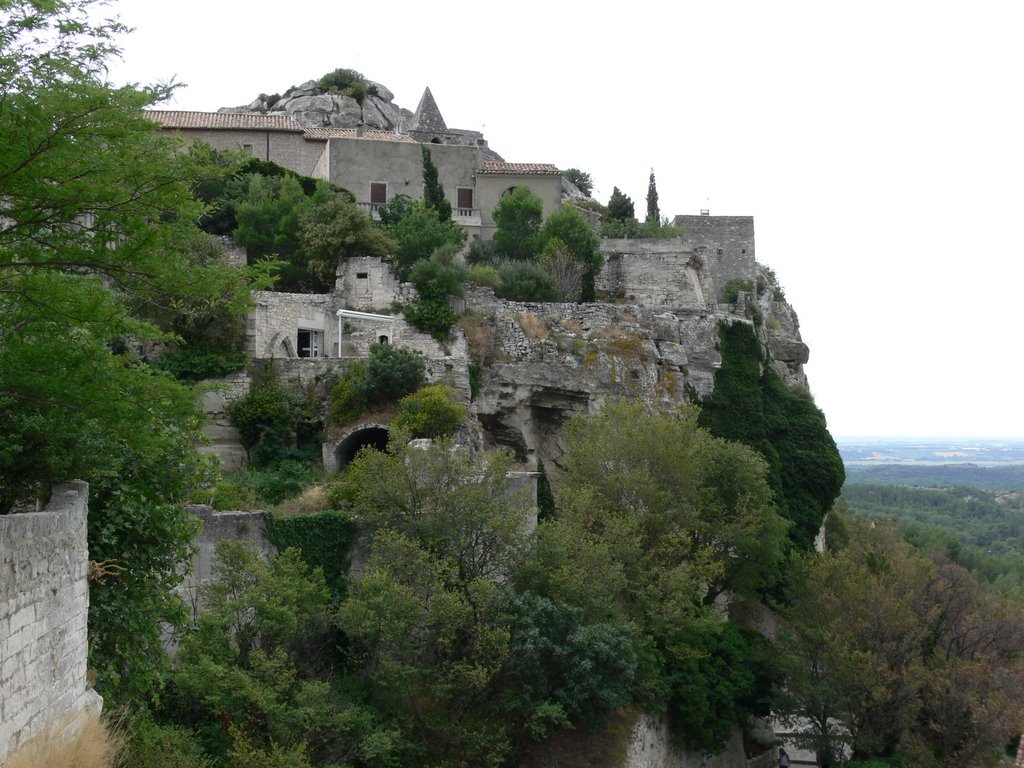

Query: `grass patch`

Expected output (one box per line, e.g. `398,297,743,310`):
6,713,120,768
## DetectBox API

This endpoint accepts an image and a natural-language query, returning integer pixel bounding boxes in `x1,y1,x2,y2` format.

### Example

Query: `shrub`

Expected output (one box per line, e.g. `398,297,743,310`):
468,263,501,289
404,298,459,340
600,217,641,238
393,384,467,438
495,260,561,302
329,361,367,425
120,715,214,768
362,343,425,403
467,237,498,265
227,382,295,459
316,68,378,104
721,278,754,304
215,461,318,507
153,346,246,383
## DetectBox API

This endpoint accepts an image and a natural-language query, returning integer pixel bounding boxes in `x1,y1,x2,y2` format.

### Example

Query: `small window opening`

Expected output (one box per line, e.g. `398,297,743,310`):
378,335,390,345
716,248,723,255
369,182,387,205
742,249,747,254
242,143,254,154
356,272,369,279
430,137,442,144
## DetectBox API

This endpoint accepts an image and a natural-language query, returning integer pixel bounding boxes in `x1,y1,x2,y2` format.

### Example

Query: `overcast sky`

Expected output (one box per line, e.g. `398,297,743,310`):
99,0,1024,439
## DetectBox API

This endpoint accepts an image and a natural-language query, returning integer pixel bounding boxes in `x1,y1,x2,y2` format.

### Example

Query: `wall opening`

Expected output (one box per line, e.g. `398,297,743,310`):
297,329,322,358
334,426,389,472
378,334,390,345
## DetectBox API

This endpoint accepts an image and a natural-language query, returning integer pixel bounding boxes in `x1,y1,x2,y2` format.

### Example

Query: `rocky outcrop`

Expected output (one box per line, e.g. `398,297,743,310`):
221,79,414,132
464,286,728,465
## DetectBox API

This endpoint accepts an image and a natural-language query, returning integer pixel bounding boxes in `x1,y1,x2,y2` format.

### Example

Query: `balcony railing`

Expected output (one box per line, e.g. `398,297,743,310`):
357,201,480,226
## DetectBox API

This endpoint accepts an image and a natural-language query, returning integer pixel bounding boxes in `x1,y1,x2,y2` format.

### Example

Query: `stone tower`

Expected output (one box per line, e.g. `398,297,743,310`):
407,86,448,143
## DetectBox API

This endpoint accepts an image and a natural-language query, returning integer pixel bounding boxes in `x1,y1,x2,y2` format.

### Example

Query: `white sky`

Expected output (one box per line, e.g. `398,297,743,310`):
98,0,1024,439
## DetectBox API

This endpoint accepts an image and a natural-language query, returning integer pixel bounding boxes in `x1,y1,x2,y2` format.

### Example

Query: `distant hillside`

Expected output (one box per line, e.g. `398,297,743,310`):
844,462,1024,490
841,482,1024,556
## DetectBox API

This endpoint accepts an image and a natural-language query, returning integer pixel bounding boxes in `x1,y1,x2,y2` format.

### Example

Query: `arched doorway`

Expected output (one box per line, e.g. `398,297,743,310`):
323,424,390,474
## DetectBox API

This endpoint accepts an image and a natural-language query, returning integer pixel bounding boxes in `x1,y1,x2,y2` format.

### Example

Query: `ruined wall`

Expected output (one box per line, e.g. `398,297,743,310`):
198,371,251,471
0,482,101,763
597,239,714,308
674,215,757,300
179,506,276,621
336,256,402,312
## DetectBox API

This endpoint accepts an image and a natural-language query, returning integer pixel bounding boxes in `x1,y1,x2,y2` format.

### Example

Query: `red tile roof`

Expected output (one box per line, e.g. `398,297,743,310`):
145,110,302,132
479,161,560,175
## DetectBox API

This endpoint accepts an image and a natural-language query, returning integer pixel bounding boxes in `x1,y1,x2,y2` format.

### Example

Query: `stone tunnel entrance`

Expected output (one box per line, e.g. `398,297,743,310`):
322,423,390,474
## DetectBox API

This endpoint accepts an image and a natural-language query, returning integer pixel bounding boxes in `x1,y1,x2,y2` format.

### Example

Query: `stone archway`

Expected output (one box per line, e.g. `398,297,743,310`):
267,330,296,358
322,423,390,474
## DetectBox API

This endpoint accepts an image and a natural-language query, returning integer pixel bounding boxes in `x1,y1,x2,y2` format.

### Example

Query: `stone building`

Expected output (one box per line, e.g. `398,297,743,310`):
146,87,562,242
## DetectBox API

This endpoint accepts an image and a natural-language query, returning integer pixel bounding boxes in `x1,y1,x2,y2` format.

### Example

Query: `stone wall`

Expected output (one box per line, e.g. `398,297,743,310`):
674,215,757,300
179,506,276,621
198,371,251,471
622,714,774,768
598,239,715,309
0,482,102,763
167,128,328,178
327,137,480,209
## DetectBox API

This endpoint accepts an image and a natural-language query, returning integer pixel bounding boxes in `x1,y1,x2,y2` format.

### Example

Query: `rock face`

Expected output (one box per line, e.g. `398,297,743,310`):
463,285,791,467
221,78,415,133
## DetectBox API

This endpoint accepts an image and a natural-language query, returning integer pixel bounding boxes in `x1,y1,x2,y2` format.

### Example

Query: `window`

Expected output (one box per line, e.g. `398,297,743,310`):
356,272,369,279
369,182,387,205
297,329,322,358
242,143,254,154
716,248,724,255
378,335,390,345
457,187,474,210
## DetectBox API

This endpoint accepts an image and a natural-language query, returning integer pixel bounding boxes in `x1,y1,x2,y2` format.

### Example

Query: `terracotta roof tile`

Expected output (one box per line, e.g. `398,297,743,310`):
479,161,561,175
145,110,302,132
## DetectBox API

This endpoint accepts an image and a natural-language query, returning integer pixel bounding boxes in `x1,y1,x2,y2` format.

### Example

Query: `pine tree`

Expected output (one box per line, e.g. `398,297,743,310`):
421,146,452,222
646,168,660,224
606,186,635,221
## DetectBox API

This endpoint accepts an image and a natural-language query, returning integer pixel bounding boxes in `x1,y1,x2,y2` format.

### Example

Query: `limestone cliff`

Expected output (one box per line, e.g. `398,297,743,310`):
462,265,810,470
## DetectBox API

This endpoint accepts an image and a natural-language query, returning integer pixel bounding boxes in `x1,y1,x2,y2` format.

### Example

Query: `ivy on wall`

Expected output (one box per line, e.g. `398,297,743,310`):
262,511,356,600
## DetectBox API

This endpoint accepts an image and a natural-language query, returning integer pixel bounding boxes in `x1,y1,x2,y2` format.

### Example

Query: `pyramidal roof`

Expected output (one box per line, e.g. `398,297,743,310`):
409,87,448,134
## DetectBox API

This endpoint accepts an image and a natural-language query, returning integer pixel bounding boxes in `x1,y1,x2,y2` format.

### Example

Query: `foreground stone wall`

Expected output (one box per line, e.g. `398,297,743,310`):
0,482,101,763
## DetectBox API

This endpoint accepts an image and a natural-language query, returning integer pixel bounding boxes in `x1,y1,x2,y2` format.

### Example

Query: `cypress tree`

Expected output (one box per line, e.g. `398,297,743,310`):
421,146,452,222
646,168,660,224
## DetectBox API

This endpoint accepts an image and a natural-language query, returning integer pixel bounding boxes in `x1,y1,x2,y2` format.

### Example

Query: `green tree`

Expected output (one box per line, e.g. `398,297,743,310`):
492,186,545,260
298,183,393,287
561,168,594,197
606,186,635,221
392,383,467,438
0,0,257,703
646,168,660,224
421,146,452,222
541,205,602,302
383,198,465,280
